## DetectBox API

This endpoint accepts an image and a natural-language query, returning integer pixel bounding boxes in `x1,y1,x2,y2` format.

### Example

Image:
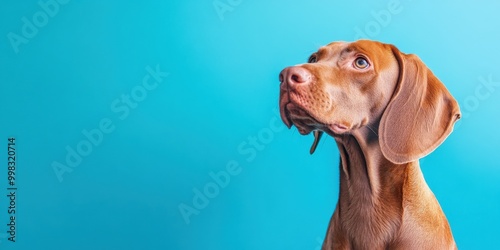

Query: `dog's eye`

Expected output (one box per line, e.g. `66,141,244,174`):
308,55,317,63
354,57,369,69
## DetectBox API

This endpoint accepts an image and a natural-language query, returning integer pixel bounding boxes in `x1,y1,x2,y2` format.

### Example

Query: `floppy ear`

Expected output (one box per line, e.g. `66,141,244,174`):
379,46,461,164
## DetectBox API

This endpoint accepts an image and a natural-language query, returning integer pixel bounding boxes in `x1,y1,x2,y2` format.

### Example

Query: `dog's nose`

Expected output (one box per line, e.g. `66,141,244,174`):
280,66,312,87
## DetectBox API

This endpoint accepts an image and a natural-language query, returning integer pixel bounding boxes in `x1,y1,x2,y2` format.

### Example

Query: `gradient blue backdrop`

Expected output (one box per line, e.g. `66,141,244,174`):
1,0,499,249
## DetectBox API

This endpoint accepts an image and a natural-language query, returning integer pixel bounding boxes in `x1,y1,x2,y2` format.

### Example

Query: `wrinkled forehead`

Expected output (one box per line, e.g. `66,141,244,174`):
315,40,393,67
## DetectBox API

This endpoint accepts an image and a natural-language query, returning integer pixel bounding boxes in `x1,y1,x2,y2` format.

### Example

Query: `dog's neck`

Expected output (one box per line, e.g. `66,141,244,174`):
332,126,428,246
337,127,408,199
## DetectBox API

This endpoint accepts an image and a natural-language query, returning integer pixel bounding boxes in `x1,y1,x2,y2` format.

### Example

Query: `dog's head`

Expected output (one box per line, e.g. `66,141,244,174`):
279,40,460,163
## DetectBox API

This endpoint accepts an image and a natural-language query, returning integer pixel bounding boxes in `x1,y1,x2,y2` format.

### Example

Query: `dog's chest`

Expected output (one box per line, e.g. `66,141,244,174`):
339,197,402,248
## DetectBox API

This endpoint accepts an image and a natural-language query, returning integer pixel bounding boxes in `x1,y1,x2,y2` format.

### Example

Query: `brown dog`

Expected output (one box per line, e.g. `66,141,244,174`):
279,40,460,249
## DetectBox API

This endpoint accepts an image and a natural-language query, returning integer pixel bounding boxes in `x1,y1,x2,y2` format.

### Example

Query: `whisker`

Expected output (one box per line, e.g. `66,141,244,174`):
366,125,378,136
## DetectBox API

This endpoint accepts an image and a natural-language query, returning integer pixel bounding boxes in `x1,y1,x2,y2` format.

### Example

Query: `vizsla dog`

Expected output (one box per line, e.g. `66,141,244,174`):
279,40,460,249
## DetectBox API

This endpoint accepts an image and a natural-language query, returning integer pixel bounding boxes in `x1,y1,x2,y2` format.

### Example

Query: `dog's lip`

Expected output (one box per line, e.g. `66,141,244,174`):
286,105,351,135
285,103,314,132
281,109,293,129
329,124,349,134
279,100,315,134
289,114,316,134
282,103,325,135
280,91,351,135
279,99,293,129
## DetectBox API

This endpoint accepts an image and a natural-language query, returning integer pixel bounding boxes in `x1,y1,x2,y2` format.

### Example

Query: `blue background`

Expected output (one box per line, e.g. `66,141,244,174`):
1,0,499,249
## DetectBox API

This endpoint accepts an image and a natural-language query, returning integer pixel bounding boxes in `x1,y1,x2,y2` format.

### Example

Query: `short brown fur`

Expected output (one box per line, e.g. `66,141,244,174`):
279,40,460,249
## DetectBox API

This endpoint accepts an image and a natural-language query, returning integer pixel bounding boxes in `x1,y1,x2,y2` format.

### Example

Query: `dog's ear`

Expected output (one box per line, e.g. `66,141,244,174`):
379,46,461,164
